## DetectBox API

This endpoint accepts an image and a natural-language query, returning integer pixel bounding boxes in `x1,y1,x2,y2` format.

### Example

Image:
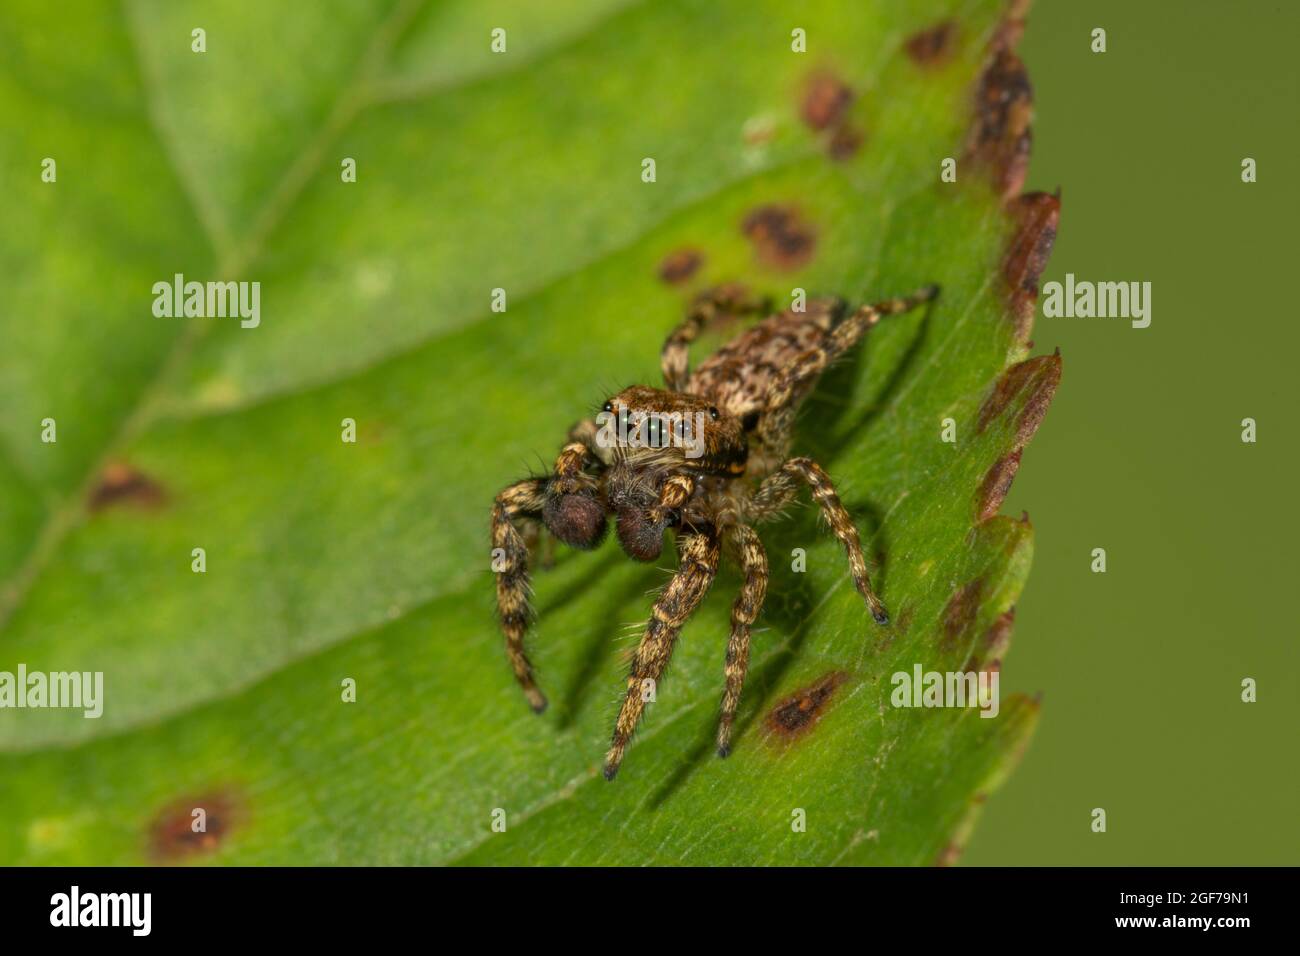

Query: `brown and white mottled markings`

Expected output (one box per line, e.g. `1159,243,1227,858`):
490,281,939,779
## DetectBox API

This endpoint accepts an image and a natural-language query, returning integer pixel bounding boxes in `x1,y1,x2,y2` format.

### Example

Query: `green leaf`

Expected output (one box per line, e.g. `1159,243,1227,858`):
0,0,1059,865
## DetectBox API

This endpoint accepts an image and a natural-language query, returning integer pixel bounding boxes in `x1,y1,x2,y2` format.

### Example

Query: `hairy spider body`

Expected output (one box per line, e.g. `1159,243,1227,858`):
491,282,938,779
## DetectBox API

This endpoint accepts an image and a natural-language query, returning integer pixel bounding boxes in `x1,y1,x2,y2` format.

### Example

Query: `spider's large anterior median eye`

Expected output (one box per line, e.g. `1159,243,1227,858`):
708,406,720,421
646,416,663,446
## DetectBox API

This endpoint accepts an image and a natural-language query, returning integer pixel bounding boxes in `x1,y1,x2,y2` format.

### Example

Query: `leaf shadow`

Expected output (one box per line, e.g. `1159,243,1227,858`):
837,306,933,442
552,561,664,730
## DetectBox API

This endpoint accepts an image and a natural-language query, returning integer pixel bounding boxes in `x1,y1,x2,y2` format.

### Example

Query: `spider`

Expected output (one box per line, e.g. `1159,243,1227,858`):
491,281,938,779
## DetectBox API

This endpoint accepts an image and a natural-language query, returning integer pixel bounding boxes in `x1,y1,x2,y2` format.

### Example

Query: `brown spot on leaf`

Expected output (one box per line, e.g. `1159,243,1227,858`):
148,790,240,862
1002,190,1060,341
905,20,958,66
800,72,866,161
801,72,854,131
1004,191,1059,301
88,462,167,513
964,5,1033,202
942,579,984,651
657,247,704,285
965,608,1015,672
977,448,1022,522
976,352,1062,443
977,358,1037,433
765,671,847,740
826,124,864,161
1015,351,1061,447
742,204,816,271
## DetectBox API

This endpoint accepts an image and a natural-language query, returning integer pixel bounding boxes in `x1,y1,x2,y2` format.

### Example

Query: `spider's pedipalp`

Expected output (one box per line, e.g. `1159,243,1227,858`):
751,457,889,625
604,526,720,780
716,523,769,758
542,439,607,549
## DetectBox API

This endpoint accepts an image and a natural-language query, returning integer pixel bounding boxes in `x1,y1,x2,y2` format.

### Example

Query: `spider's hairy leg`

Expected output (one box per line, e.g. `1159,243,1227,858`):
757,284,939,453
491,477,551,713
716,524,769,758
661,284,772,390
751,457,889,625
604,527,721,780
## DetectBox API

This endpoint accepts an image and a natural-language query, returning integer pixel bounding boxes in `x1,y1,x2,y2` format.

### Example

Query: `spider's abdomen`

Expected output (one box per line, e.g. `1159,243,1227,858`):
685,297,845,420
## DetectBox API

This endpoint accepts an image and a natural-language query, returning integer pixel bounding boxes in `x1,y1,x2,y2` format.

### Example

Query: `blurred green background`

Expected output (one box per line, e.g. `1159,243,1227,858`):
965,0,1299,864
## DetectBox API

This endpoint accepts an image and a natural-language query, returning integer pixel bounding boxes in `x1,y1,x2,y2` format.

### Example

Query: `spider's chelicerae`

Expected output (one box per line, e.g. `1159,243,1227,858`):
491,281,938,779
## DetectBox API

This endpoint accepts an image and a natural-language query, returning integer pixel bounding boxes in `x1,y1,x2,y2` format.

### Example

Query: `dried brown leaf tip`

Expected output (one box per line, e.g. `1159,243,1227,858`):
148,790,240,862
1003,190,1061,342
964,3,1034,201
765,671,848,742
976,449,1022,522
974,352,1061,521
977,352,1061,441
741,204,816,271
905,20,958,67
800,71,864,161
88,462,167,513
657,247,704,285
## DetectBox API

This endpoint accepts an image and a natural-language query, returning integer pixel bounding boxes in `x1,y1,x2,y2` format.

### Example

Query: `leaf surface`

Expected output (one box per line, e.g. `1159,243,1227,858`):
0,0,1058,865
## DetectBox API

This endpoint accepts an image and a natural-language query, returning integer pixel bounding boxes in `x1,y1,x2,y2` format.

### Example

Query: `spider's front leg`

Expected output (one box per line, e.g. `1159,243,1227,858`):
491,477,551,712
716,524,769,758
604,526,720,780
661,284,771,390
493,424,608,714
751,457,889,625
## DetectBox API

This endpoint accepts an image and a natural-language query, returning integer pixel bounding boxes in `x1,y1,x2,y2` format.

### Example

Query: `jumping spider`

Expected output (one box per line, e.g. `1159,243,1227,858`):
491,281,938,779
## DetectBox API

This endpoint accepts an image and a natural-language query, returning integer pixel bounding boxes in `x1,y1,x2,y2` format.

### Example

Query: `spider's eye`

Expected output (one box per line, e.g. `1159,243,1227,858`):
708,406,720,421
602,400,613,414
646,416,662,446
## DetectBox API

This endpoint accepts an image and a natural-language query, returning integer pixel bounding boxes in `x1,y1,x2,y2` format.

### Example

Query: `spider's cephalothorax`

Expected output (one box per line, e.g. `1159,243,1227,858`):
491,282,938,779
